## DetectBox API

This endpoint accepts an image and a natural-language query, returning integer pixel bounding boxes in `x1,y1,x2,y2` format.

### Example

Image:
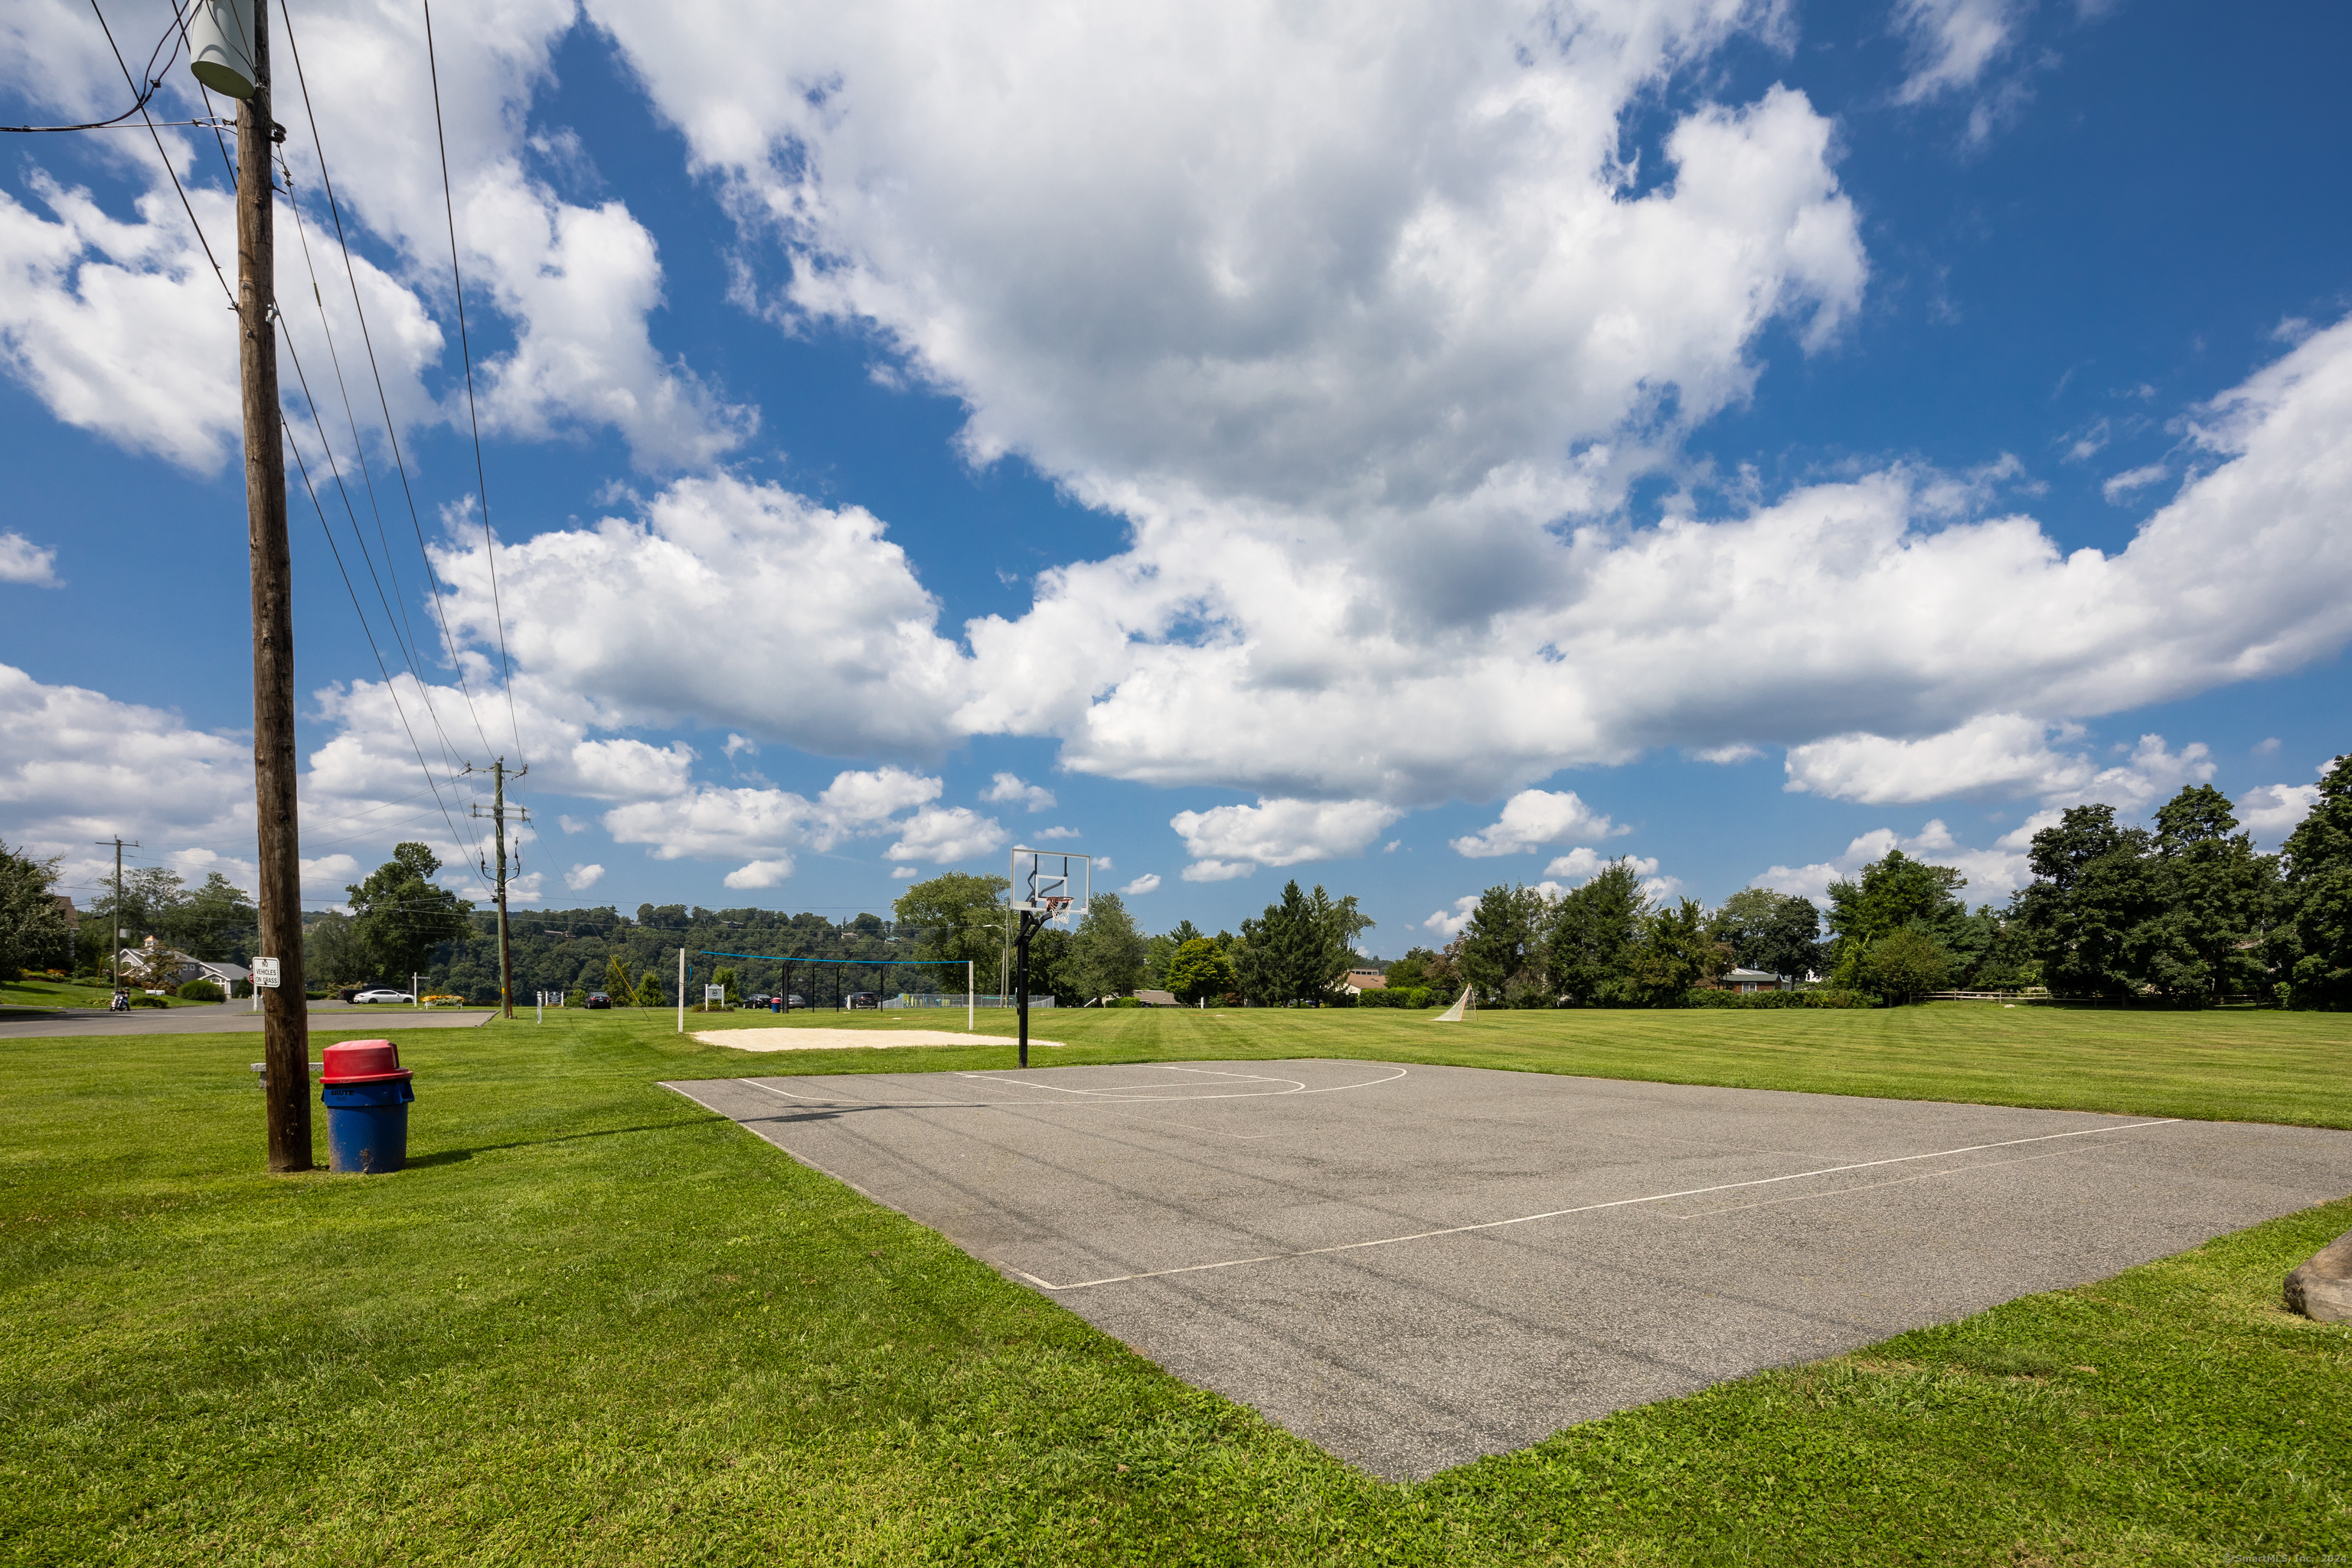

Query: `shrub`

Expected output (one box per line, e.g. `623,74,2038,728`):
1681,988,1878,1009
178,979,224,1002
128,994,170,1008
1107,995,1145,1008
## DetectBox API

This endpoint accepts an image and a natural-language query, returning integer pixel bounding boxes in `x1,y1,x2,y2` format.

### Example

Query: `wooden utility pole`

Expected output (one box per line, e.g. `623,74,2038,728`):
237,2,312,1172
469,760,527,1018
96,838,137,998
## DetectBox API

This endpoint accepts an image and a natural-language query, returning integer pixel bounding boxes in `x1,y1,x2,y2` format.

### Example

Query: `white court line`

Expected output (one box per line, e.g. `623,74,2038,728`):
1028,1117,2183,1291
1664,1146,2079,1219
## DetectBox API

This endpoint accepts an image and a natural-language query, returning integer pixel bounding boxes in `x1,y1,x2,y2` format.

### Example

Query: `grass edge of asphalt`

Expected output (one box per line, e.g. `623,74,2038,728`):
1,1006,2347,1565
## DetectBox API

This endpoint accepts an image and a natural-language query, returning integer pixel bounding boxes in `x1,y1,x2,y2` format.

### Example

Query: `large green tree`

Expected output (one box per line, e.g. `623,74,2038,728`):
2274,753,2352,1008
1707,887,1823,981
1068,892,1148,1001
2129,785,2276,1005
1547,859,1651,1004
1861,926,1952,1003
890,872,1010,973
2010,805,2159,998
1458,883,1548,1004
0,841,73,982
1236,880,1367,1005
345,844,475,986
1164,937,1236,1004
1825,849,1968,988
1625,897,1731,1004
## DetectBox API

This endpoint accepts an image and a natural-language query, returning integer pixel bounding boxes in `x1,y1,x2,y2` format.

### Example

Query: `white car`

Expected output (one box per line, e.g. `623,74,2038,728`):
351,988,415,1004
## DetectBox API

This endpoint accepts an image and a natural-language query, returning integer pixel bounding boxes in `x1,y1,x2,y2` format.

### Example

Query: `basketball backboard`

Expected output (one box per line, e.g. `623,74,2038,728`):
1010,847,1089,921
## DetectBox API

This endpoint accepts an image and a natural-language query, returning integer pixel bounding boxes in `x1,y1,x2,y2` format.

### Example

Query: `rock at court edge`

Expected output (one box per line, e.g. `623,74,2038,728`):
2283,1228,2352,1322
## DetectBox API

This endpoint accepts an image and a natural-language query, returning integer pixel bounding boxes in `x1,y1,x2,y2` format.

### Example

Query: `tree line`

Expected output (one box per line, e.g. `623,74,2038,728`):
9,751,2344,1012
1436,762,2352,1010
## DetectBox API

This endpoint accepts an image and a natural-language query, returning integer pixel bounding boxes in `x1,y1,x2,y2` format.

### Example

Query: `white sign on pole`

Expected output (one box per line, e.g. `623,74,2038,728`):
252,956,281,989
704,984,725,1004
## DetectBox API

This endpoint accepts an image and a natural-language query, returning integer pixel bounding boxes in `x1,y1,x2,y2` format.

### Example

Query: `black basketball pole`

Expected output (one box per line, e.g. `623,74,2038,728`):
1014,908,1047,1068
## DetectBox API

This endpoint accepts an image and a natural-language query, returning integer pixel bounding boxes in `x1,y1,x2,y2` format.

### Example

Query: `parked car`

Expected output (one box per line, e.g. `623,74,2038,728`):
746,993,772,1006
583,991,612,1010
351,988,414,1004
847,991,880,1009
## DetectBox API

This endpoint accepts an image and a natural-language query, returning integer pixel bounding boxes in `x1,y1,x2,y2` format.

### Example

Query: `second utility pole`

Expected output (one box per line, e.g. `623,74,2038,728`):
470,760,527,1019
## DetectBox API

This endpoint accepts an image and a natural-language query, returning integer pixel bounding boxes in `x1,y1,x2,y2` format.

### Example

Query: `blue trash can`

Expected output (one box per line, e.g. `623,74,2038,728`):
321,1039,415,1174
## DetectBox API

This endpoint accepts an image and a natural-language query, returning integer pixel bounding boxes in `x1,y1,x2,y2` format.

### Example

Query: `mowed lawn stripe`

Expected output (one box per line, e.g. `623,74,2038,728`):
0,1005,2345,1565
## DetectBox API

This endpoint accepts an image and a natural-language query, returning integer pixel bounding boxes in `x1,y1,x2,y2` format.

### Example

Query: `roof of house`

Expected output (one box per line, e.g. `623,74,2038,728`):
1723,968,1781,982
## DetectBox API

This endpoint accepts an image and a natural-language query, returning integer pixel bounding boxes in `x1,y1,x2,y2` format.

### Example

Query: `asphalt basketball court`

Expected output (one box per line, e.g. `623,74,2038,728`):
665,1058,2352,1480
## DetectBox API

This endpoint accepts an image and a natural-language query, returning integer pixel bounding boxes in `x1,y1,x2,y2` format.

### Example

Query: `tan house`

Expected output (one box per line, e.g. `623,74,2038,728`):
1722,967,1784,994
1338,968,1387,995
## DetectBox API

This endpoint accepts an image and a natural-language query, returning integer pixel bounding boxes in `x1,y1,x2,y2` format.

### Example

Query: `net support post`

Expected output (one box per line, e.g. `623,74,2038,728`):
677,947,685,1035
967,960,975,1032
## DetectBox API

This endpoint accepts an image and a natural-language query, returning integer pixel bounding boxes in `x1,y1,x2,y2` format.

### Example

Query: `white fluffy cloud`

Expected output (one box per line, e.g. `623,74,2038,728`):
1756,818,2029,908
0,172,240,469
604,764,940,867
1425,894,1482,939
603,1,1862,511
430,475,969,757
1543,847,1659,884
0,0,744,473
884,805,1008,864
1170,797,1403,879
1450,789,1617,857
2239,782,2321,841
1119,873,1162,897
1785,720,2215,811
0,663,253,892
982,773,1056,812
564,862,606,890
0,531,60,586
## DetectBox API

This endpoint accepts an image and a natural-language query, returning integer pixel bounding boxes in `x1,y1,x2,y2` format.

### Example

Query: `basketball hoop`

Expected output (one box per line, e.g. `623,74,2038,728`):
1009,847,1089,923
1009,848,1090,1068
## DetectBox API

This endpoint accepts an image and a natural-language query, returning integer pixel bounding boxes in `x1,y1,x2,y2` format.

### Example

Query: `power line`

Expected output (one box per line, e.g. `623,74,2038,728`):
277,355,492,898
84,0,229,304
273,0,500,766
278,154,478,801
420,0,524,767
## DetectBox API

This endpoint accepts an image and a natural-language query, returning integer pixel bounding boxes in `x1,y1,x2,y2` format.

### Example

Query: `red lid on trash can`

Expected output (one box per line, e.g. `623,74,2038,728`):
322,1039,412,1083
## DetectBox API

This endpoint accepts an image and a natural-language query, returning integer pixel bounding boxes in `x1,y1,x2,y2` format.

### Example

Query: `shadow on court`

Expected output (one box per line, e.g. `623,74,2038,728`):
663,1059,2352,1481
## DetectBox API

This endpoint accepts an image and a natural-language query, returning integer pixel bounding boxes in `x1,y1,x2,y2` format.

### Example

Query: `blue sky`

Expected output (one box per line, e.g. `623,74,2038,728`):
2,0,2347,956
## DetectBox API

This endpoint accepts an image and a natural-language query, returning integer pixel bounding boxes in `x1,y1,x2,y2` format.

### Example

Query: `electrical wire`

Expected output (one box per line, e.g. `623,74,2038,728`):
5,1,185,132
278,364,493,900
278,154,480,808
420,0,524,768
275,0,501,767
84,0,230,304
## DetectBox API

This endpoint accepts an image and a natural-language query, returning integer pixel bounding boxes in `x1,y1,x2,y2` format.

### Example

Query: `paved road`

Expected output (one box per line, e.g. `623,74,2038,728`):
0,1003,496,1038
667,1059,2352,1481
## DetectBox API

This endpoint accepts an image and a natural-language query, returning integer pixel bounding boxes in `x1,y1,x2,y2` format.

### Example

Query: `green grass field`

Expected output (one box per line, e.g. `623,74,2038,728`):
0,976,220,1011
3,1004,2347,1564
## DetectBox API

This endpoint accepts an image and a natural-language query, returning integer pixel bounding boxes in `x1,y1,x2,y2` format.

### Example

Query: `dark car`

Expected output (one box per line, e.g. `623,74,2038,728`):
583,991,612,1010
746,993,771,1006
846,991,880,1009
785,994,807,1008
